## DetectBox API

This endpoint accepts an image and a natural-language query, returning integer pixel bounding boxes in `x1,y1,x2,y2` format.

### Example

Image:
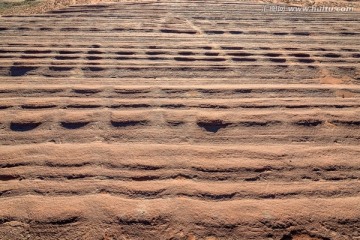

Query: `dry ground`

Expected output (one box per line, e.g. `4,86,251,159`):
0,0,359,15
0,0,359,239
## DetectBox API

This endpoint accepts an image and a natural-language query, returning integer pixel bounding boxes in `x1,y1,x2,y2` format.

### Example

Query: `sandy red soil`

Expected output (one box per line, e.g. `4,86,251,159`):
0,0,359,15
0,0,359,239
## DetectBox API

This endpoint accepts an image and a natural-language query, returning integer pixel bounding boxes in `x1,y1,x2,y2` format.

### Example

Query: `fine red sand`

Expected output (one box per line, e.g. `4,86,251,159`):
0,0,359,15
0,0,359,239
